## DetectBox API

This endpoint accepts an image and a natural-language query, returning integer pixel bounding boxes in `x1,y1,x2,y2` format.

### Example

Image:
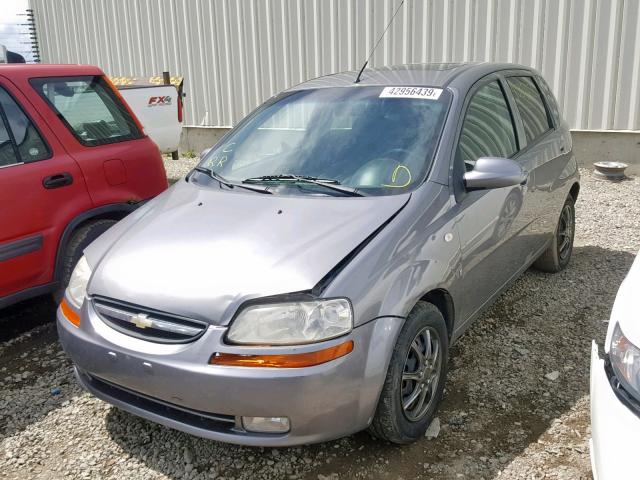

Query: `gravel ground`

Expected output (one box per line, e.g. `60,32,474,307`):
1,168,638,480
163,155,199,184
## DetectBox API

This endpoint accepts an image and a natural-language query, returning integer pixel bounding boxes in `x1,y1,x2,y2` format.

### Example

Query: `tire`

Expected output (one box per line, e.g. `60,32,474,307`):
53,219,117,302
533,195,575,273
368,301,448,444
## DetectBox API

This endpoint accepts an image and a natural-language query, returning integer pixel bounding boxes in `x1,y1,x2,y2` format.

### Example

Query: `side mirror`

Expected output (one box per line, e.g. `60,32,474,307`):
463,157,526,191
199,147,211,159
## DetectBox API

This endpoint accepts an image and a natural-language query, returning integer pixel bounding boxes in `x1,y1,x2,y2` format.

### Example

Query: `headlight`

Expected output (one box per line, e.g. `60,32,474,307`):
65,255,92,309
610,322,640,401
227,298,353,345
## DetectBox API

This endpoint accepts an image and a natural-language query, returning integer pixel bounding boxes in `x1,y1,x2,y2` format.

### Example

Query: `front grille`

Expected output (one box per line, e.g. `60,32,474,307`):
80,370,237,432
93,296,208,344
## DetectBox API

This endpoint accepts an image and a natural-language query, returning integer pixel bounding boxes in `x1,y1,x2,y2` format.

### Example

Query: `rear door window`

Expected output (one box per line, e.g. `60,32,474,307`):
535,76,560,127
457,81,518,171
30,76,143,146
0,103,17,167
506,76,552,144
0,86,50,166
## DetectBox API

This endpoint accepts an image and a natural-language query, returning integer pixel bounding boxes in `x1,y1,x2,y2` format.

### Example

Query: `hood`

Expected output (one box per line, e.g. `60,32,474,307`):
607,251,640,349
86,180,410,325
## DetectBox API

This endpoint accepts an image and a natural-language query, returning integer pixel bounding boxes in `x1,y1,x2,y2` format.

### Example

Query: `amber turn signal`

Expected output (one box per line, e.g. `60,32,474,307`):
210,340,354,368
60,298,81,327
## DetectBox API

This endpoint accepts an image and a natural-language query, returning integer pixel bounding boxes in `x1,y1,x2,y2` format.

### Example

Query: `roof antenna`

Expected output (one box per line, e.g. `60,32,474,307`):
355,0,406,84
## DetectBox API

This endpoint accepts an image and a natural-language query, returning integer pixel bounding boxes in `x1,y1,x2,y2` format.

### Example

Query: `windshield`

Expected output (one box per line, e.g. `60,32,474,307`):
199,86,450,196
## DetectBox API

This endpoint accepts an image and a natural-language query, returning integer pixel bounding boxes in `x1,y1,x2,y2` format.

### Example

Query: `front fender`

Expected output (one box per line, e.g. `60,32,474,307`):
323,183,461,326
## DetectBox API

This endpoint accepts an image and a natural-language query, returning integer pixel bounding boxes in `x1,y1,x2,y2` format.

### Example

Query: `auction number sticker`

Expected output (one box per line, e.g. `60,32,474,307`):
379,86,442,100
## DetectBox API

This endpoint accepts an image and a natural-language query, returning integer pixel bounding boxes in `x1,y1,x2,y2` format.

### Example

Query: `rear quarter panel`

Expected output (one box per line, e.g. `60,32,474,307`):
61,137,168,206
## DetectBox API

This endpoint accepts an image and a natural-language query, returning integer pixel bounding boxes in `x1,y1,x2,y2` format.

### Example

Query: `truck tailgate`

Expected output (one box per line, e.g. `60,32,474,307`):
119,85,181,154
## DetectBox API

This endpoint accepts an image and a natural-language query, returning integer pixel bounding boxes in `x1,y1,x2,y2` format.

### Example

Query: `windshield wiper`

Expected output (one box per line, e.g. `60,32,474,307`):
243,174,364,197
193,166,272,194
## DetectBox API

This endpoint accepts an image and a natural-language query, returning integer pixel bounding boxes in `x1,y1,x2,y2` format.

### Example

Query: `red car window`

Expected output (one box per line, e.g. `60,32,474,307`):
30,75,143,147
0,86,50,165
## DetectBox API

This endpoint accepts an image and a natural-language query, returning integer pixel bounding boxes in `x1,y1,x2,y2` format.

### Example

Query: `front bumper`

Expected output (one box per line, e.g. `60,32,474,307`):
590,340,640,479
57,299,402,446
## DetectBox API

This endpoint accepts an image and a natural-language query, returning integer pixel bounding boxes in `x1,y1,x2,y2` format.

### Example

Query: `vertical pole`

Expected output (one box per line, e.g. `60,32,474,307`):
164,71,180,160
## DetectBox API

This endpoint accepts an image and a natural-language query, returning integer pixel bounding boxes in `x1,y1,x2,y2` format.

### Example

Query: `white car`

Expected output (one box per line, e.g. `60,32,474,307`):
591,251,640,479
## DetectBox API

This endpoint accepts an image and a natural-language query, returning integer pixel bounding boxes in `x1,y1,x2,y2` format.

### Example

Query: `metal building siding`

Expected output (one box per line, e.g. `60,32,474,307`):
31,0,640,130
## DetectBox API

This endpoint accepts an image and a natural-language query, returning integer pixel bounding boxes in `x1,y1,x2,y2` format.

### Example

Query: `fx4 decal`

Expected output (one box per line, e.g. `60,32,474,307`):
148,96,172,106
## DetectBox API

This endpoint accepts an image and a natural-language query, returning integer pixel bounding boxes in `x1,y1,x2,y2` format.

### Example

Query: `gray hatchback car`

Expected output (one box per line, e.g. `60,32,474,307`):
58,63,579,446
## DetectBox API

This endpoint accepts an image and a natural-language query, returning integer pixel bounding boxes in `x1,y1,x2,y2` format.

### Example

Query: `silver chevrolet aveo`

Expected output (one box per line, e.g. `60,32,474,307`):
58,63,579,446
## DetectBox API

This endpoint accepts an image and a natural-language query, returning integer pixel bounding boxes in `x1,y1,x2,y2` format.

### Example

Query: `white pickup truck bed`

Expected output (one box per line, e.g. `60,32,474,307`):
110,76,183,154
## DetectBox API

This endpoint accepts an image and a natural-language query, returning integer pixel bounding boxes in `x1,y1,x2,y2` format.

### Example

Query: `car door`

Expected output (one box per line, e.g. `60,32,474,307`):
504,74,570,240
0,79,91,299
450,76,530,325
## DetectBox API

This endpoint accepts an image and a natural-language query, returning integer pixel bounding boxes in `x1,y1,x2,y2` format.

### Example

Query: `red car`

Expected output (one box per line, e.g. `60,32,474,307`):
0,64,167,308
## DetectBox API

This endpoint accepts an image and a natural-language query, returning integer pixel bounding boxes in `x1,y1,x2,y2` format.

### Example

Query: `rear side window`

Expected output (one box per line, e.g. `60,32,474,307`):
506,76,552,144
457,81,518,171
535,75,561,126
30,76,143,146
0,87,50,166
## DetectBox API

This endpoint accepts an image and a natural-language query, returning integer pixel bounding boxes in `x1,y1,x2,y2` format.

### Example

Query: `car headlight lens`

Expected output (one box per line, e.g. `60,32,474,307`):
610,322,640,401
65,255,92,309
227,298,353,345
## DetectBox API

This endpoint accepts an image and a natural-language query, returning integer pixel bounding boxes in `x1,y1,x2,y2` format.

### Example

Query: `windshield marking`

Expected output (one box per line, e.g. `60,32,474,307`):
382,165,412,188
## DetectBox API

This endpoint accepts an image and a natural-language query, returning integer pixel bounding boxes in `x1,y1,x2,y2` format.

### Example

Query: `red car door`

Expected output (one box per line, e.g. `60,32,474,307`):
0,77,92,298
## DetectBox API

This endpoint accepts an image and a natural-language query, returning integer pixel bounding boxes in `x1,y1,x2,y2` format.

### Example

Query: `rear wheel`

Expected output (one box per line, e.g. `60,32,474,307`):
368,302,448,444
53,219,117,302
533,196,575,273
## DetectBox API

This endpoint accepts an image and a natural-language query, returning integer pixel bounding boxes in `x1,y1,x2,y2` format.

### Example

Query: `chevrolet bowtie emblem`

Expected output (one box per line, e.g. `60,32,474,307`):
131,313,153,329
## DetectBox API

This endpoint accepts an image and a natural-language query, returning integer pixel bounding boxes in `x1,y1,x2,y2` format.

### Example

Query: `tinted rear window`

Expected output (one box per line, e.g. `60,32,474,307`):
30,76,142,146
535,75,561,126
506,76,552,144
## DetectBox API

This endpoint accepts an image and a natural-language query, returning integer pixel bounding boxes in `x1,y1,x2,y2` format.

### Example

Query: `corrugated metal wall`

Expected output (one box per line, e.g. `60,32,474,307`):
31,0,640,131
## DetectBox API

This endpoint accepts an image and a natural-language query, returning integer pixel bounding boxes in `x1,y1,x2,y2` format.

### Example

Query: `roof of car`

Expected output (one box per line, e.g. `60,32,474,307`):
0,64,104,80
287,62,537,92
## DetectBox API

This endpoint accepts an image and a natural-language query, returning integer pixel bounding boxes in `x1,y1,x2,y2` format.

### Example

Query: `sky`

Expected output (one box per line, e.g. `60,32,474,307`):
0,0,35,62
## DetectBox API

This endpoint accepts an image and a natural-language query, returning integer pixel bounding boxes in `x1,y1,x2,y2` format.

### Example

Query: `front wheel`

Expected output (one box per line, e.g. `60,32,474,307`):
368,301,448,444
533,196,575,273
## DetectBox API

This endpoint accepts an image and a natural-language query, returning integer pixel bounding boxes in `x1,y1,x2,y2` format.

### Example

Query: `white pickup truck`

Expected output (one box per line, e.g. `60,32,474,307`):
110,75,183,155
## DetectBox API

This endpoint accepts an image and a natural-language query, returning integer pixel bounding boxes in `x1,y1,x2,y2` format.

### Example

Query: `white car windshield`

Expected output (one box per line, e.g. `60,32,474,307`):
198,86,450,196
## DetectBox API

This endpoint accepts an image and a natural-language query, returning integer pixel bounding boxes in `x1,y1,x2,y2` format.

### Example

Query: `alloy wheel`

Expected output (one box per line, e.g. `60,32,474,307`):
400,326,442,422
557,204,574,260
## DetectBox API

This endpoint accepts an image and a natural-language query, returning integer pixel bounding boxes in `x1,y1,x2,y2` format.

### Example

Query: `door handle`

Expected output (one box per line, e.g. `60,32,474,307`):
560,145,566,152
43,172,73,189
